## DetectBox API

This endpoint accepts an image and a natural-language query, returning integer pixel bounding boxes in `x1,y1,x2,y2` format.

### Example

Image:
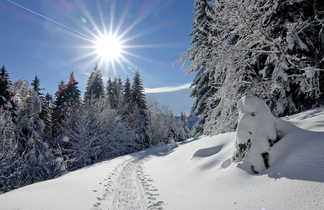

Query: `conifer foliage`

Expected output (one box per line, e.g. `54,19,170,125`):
0,66,15,112
84,66,104,102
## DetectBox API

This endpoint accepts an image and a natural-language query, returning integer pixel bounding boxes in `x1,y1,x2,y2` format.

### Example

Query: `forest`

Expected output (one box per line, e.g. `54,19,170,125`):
0,66,190,193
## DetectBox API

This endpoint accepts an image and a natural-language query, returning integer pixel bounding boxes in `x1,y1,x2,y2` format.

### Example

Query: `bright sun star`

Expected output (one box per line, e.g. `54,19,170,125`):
94,34,123,63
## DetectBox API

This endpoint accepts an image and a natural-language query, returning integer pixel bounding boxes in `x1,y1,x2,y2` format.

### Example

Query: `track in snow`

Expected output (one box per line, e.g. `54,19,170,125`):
92,157,164,210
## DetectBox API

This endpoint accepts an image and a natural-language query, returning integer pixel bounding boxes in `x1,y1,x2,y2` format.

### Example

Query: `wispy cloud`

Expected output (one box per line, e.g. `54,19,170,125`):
5,0,89,39
145,83,191,94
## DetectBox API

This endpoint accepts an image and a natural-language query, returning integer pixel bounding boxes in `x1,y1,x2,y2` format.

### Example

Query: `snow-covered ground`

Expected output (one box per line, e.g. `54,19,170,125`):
1,107,324,210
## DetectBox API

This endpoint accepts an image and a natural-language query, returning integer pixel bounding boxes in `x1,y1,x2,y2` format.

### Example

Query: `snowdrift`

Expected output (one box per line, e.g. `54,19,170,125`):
234,96,324,178
1,96,324,210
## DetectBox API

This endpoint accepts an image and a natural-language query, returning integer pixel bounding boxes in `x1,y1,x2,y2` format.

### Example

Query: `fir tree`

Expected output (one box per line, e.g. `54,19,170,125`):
52,74,81,139
132,72,147,110
107,78,117,109
123,76,132,105
64,72,81,109
115,78,123,109
121,76,133,121
131,72,150,148
31,76,43,96
0,66,12,108
186,0,216,135
84,66,104,102
40,92,53,139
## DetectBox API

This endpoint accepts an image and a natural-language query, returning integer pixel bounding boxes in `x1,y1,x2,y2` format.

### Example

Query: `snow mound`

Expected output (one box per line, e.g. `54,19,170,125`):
234,96,324,175
233,96,277,173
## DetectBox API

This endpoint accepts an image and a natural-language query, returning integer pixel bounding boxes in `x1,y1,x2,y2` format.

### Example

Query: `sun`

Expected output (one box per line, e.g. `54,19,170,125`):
94,34,123,63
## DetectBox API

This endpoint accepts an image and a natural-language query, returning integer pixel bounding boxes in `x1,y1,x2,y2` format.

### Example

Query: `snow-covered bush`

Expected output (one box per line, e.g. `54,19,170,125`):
233,96,278,173
232,95,311,174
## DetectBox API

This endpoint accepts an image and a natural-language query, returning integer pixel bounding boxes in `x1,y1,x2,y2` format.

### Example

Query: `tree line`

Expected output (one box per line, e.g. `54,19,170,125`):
0,65,190,193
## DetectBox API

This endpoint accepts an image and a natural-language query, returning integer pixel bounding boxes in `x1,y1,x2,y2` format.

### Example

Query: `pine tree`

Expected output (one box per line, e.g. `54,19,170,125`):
107,78,118,109
123,76,132,105
64,72,81,109
52,74,81,139
31,76,43,96
186,0,216,135
0,66,13,109
121,76,133,122
132,72,147,110
115,78,123,109
40,92,53,139
31,76,53,137
84,66,104,102
131,72,150,148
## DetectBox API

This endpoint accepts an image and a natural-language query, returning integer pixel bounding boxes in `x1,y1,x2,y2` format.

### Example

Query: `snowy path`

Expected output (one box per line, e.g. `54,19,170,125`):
92,157,164,210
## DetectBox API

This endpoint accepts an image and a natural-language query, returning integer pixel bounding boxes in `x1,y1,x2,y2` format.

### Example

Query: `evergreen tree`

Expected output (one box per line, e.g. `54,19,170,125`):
132,72,147,110
107,78,118,109
64,72,81,109
31,76,43,96
131,72,150,148
84,66,104,102
121,76,133,122
52,74,81,139
115,78,123,109
123,76,132,105
186,0,217,135
31,76,53,137
40,92,53,139
0,66,13,109
5,80,65,193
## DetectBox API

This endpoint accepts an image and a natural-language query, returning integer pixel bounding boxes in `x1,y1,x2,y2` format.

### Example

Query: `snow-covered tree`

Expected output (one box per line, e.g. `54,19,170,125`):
147,98,190,145
31,76,43,96
185,0,216,135
114,78,123,109
84,66,104,102
52,74,81,140
121,76,133,120
185,0,324,135
0,108,18,193
0,80,65,193
106,77,122,109
0,66,15,115
132,72,150,148
63,98,137,170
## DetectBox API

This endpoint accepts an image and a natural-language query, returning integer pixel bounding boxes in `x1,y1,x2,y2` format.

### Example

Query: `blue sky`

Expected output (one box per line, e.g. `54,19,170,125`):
0,0,195,114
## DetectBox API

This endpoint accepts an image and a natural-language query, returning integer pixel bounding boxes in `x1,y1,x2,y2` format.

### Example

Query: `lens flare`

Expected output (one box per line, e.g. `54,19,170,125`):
62,136,70,142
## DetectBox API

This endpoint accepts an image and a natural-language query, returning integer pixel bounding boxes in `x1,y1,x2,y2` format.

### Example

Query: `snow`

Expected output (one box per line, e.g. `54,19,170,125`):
234,96,277,172
1,104,324,209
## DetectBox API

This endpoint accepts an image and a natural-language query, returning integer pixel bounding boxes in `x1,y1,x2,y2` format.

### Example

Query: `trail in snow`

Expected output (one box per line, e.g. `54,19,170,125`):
92,157,164,210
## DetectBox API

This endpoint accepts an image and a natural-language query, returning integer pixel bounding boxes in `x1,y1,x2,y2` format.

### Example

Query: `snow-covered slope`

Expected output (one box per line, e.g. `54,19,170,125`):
1,107,324,210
